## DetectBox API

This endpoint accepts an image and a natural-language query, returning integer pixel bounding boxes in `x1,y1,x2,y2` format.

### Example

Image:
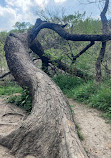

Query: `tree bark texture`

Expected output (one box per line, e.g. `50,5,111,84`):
0,32,88,158
96,41,106,82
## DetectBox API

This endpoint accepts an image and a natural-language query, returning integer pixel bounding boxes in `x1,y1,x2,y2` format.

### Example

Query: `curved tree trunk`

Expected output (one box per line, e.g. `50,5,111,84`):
0,31,88,157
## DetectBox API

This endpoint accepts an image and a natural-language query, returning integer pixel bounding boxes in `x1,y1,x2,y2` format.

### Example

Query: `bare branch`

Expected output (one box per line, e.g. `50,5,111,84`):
30,40,92,79
28,19,111,44
72,41,95,64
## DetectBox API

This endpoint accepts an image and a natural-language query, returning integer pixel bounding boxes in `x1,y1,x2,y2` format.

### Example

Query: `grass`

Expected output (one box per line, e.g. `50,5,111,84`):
0,75,111,121
53,74,111,122
0,81,32,113
8,88,32,113
53,74,84,98
0,81,23,95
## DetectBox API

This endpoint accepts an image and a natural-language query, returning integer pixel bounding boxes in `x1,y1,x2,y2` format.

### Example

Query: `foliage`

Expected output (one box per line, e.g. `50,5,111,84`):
0,12,111,120
0,31,8,71
0,81,32,113
37,12,105,80
12,22,32,33
8,88,32,113
53,74,84,97
0,31,8,43
72,80,97,102
0,81,22,95
89,85,111,111
53,74,111,122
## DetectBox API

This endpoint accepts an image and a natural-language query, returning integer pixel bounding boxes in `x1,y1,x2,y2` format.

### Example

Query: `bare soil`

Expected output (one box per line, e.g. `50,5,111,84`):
0,97,35,158
0,97,110,158
69,99,111,158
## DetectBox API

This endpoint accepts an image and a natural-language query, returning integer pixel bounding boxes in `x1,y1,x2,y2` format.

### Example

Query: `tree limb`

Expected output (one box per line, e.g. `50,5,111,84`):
71,41,95,64
30,40,92,79
28,18,111,44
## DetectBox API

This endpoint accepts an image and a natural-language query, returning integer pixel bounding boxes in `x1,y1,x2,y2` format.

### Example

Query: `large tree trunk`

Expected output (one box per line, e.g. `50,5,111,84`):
0,32,88,157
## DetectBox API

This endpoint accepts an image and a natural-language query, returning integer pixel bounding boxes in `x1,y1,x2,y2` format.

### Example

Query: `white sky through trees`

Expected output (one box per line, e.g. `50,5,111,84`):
0,0,105,31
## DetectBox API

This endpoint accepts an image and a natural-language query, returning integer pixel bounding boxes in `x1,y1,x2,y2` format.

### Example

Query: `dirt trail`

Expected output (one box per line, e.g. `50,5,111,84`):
69,99,111,158
0,97,111,158
0,97,35,158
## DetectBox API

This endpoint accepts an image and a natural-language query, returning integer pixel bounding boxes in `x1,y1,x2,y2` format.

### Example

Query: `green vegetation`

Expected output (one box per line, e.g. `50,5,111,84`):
0,82,32,113
0,81,22,95
53,74,111,122
0,13,111,121
8,88,32,113
0,74,110,122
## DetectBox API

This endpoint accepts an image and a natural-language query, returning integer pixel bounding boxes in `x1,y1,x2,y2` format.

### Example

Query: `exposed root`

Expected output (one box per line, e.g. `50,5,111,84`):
2,113,24,117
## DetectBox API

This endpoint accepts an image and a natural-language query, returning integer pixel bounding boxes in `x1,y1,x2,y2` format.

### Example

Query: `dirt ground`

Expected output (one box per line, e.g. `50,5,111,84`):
69,99,111,158
0,97,35,158
0,97,110,158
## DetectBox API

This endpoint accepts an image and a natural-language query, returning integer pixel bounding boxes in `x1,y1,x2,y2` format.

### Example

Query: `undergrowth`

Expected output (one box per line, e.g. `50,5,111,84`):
8,88,32,113
0,81,32,113
0,75,111,121
53,74,111,122
0,81,22,95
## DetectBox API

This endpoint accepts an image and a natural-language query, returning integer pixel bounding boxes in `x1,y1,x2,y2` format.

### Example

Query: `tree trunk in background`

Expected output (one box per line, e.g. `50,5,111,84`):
96,41,106,82
95,0,109,82
0,31,88,158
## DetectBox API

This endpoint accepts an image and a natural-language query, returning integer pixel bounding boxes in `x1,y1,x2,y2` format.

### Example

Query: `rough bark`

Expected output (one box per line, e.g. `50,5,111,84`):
0,29,88,158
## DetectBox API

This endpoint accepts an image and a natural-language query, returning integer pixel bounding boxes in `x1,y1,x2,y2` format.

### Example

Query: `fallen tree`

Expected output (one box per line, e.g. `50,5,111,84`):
0,20,89,158
0,18,111,158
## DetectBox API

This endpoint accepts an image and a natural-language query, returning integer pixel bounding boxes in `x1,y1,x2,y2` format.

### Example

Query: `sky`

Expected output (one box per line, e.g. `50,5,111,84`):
0,0,105,32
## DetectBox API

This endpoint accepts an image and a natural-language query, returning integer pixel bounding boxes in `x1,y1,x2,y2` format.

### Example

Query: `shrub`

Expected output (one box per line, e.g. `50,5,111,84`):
0,81,22,95
72,80,97,102
53,74,84,91
89,86,111,112
8,88,32,113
